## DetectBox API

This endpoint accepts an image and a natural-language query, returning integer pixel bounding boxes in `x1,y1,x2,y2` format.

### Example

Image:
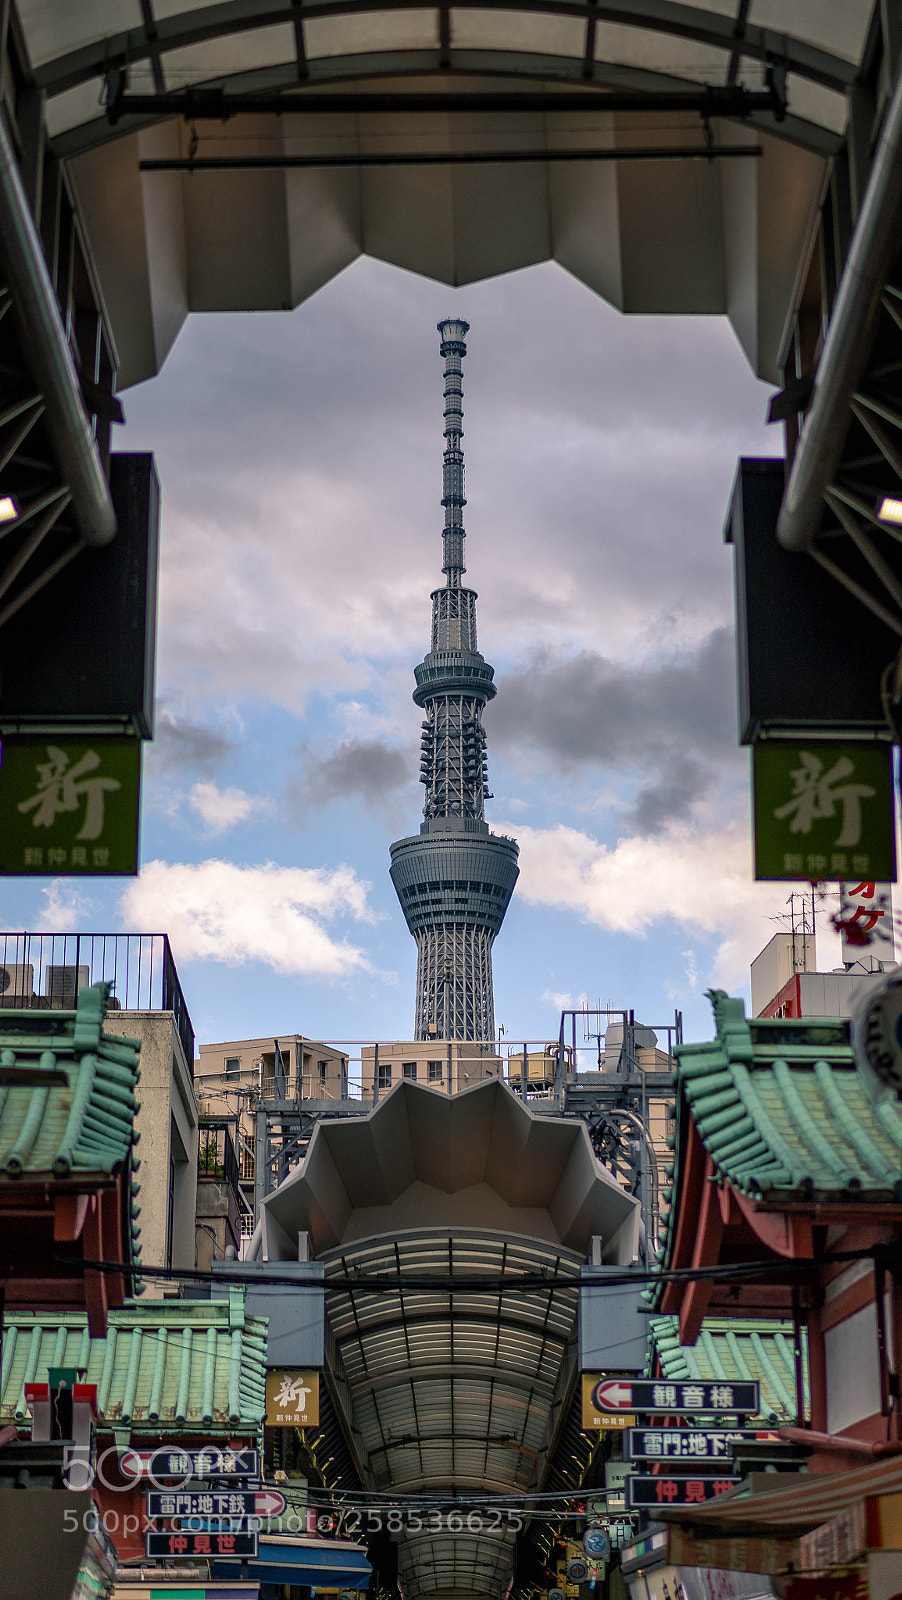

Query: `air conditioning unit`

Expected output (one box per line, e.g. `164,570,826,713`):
45,965,90,1008
0,963,35,1000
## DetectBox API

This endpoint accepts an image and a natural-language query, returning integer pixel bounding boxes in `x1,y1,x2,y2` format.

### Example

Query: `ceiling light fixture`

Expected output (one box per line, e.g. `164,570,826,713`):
878,495,902,524
0,496,17,523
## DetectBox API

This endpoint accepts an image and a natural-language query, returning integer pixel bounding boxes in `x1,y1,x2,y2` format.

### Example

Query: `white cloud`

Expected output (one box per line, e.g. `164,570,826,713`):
498,819,784,990
41,880,98,930
123,258,772,725
119,859,376,979
188,782,274,834
541,987,588,1011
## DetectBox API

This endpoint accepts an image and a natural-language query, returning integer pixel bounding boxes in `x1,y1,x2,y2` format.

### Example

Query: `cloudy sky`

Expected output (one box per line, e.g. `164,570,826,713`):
1,254,846,1064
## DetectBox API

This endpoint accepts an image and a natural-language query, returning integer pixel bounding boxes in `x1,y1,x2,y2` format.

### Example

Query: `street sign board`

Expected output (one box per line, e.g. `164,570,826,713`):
581,1377,636,1429
566,1558,589,1583
123,1447,259,1481
625,1429,781,1463
0,736,141,876
626,1475,740,1509
265,1368,320,1428
752,741,895,882
146,1489,259,1518
255,1488,287,1518
146,1529,258,1560
585,1379,759,1415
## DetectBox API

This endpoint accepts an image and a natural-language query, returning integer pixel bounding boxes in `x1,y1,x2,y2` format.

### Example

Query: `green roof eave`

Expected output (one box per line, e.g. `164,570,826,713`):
648,990,902,1299
0,1292,268,1441
675,990,902,1200
648,1313,808,1424
0,983,140,1183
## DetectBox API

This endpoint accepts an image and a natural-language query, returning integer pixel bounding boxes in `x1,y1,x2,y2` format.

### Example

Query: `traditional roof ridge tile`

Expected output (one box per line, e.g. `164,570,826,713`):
0,981,141,1182
675,990,902,1200
647,990,902,1294
648,1312,808,1423
0,1290,267,1439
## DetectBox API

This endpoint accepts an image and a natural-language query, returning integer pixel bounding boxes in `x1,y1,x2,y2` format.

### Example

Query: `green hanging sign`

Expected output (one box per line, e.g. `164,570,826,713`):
0,736,141,875
753,741,896,882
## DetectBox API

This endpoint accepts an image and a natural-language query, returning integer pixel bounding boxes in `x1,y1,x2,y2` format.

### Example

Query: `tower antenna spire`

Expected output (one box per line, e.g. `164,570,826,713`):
438,316,469,587
389,321,519,1044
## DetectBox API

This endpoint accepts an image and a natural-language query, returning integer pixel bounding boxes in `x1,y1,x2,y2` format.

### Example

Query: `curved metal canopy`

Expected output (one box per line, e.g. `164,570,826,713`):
250,1080,640,1600
14,2,878,388
22,3,866,139
323,1229,581,1600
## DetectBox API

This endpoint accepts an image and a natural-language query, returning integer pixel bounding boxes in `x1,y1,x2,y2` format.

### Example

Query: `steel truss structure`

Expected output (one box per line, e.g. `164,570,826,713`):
390,322,518,1042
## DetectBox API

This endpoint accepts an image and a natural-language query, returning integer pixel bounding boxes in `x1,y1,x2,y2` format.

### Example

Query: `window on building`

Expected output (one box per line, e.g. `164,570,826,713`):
225,1056,240,1077
377,1063,392,1089
319,1060,328,1083
402,1062,417,1080
427,1060,443,1082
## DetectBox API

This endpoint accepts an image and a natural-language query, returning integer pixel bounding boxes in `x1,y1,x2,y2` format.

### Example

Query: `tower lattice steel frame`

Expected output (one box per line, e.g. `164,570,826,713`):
390,320,518,1042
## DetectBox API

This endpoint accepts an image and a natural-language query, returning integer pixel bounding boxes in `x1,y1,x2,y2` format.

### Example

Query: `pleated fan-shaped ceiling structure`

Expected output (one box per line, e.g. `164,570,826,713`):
11,1,880,386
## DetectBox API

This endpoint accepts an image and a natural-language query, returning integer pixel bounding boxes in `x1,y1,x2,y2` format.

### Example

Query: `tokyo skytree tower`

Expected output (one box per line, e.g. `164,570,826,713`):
390,320,519,1043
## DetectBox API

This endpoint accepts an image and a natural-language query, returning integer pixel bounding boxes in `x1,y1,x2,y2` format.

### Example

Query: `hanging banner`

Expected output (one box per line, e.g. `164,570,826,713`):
0,736,140,875
265,1369,320,1427
752,742,895,882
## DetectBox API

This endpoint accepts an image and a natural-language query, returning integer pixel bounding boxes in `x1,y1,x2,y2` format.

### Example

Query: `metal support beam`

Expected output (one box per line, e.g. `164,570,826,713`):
0,112,115,547
110,83,784,122
778,60,902,551
140,144,762,173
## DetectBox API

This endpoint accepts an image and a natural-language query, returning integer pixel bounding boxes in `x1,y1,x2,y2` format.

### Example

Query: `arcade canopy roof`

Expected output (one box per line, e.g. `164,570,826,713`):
11,2,883,387
21,1,870,154
251,1080,639,1600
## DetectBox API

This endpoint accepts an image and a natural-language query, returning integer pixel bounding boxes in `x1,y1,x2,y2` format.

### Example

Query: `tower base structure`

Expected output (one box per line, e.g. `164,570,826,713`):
390,819,519,1042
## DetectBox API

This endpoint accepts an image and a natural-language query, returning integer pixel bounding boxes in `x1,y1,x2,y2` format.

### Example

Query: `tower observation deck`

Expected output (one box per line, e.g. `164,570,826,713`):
390,321,518,1043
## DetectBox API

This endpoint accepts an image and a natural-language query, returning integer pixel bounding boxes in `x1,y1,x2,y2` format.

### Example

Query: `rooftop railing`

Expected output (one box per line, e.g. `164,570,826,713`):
0,931,195,1073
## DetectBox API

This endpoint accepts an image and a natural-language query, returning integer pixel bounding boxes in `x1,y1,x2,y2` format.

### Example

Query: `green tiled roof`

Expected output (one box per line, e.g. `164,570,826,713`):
0,1290,267,1440
667,991,902,1204
649,1315,808,1423
0,983,140,1182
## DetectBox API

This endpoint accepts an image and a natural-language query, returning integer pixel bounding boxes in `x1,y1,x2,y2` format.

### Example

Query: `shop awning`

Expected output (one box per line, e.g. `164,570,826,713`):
657,1454,902,1536
213,1533,371,1589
